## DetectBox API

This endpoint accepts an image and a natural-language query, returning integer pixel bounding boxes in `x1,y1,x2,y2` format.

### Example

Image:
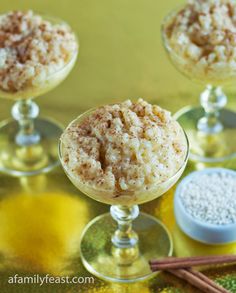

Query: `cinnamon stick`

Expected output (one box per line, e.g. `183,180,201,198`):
186,268,229,293
168,269,224,293
150,255,236,265
150,255,236,271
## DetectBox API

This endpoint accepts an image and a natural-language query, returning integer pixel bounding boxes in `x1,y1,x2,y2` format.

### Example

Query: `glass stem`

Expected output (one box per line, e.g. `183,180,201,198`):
11,99,40,146
110,205,139,266
197,85,227,134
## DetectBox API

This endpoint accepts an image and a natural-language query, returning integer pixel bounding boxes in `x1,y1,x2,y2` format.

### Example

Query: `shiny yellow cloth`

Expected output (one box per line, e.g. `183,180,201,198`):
0,0,236,292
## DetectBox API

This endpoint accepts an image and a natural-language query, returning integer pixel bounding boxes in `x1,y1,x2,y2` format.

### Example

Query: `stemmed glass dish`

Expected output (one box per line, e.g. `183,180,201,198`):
0,12,78,176
162,7,236,164
59,107,189,282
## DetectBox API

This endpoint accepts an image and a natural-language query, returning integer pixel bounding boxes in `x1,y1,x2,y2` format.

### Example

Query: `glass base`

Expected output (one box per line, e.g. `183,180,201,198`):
80,212,173,283
0,117,63,176
174,106,236,165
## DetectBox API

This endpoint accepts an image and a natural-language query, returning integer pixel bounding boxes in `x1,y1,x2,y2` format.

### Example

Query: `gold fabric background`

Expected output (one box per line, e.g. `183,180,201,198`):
0,0,236,292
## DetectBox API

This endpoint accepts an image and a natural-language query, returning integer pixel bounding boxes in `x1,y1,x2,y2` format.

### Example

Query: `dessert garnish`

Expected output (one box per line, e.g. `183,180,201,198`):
150,255,235,293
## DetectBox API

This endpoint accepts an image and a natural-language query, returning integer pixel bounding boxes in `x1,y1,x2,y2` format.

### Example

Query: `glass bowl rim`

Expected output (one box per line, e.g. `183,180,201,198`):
161,5,190,65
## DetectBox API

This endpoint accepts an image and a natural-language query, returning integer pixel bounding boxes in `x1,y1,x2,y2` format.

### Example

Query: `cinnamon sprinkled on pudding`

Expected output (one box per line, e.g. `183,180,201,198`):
61,99,187,196
0,10,77,92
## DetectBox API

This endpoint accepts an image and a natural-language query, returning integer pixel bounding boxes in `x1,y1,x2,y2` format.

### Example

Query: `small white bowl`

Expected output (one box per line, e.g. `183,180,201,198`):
174,168,236,245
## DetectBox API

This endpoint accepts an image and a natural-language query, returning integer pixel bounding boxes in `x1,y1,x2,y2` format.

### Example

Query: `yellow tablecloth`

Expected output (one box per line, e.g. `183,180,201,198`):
0,0,236,292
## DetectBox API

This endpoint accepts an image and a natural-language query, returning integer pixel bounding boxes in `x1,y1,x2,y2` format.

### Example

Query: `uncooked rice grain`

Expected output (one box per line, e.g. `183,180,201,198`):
180,170,236,225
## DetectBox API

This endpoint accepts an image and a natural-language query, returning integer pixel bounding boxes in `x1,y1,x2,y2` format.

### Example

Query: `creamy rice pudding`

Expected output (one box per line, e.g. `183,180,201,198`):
164,0,236,82
61,99,187,199
0,10,77,93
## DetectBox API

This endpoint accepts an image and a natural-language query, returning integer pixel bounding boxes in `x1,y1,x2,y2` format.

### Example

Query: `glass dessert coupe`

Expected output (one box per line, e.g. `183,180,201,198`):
162,9,236,165
0,16,78,176
59,109,189,283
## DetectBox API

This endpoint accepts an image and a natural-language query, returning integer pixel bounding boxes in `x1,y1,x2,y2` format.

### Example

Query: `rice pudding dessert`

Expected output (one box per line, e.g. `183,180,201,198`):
61,99,188,203
0,10,77,96
164,0,236,83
